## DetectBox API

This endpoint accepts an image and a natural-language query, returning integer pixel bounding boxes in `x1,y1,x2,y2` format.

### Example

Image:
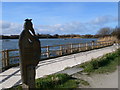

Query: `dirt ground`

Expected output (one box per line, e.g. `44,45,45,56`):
72,66,119,88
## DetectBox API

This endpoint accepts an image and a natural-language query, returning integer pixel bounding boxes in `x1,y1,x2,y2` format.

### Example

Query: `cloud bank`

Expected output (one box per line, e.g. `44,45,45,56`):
1,15,117,35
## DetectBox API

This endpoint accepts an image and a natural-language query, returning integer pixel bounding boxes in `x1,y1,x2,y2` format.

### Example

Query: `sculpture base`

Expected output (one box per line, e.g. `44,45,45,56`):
21,65,36,90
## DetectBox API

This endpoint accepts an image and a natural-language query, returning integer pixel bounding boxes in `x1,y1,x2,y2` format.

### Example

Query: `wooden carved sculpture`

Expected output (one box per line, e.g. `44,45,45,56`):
19,19,41,89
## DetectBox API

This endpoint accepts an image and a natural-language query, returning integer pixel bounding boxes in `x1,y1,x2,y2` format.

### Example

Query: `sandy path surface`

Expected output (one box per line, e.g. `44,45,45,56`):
73,67,119,88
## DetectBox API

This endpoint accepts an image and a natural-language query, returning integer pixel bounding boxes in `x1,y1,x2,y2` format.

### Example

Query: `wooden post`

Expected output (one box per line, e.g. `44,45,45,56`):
103,42,105,46
70,44,73,53
2,50,6,68
6,50,9,66
47,46,50,58
60,45,62,56
85,43,88,50
105,41,107,46
101,42,103,47
82,43,85,51
108,41,109,46
92,42,94,49
109,41,110,45
98,42,101,48
99,42,101,47
102,42,104,47
101,41,103,47
79,43,81,51
106,41,107,46
4,50,7,67
97,42,99,48
96,42,97,48
106,41,108,46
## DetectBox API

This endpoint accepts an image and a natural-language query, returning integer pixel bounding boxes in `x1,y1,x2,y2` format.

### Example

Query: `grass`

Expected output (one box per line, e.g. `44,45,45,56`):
35,73,72,89
78,79,89,86
7,73,84,90
80,48,120,74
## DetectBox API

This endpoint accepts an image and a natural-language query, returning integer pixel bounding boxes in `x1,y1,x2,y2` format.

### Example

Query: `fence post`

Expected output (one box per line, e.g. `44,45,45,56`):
98,42,101,48
95,42,97,48
79,43,81,51
86,43,88,50
92,42,94,49
109,41,111,45
106,41,107,46
60,45,62,56
104,41,106,46
46,46,50,58
101,41,103,47
108,41,110,46
107,41,109,46
102,41,104,47
2,50,6,68
70,44,73,53
97,42,99,48
6,50,9,67
103,41,105,47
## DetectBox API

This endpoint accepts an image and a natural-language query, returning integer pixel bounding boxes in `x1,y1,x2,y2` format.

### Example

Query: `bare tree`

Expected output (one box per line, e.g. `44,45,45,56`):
112,27,120,40
97,27,112,36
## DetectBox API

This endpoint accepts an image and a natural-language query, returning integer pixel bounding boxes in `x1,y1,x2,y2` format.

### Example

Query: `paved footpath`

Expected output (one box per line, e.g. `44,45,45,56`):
0,45,119,89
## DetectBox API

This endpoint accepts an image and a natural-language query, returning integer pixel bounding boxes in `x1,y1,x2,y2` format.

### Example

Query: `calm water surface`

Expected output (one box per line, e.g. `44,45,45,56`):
1,38,97,50
0,38,97,67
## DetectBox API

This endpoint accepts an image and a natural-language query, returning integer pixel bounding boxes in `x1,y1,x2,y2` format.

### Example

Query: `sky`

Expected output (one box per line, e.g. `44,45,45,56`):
1,2,118,35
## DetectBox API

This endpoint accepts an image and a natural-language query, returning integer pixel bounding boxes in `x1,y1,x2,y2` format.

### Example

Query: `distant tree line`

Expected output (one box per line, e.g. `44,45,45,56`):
0,35,19,39
0,27,119,39
0,34,101,39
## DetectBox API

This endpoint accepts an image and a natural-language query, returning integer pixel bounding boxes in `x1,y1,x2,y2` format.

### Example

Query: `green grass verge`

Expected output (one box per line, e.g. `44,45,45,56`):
36,73,74,89
7,73,83,89
80,48,120,74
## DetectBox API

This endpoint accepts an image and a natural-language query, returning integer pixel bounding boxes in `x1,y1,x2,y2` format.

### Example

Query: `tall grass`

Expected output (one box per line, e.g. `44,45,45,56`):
98,36,118,42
